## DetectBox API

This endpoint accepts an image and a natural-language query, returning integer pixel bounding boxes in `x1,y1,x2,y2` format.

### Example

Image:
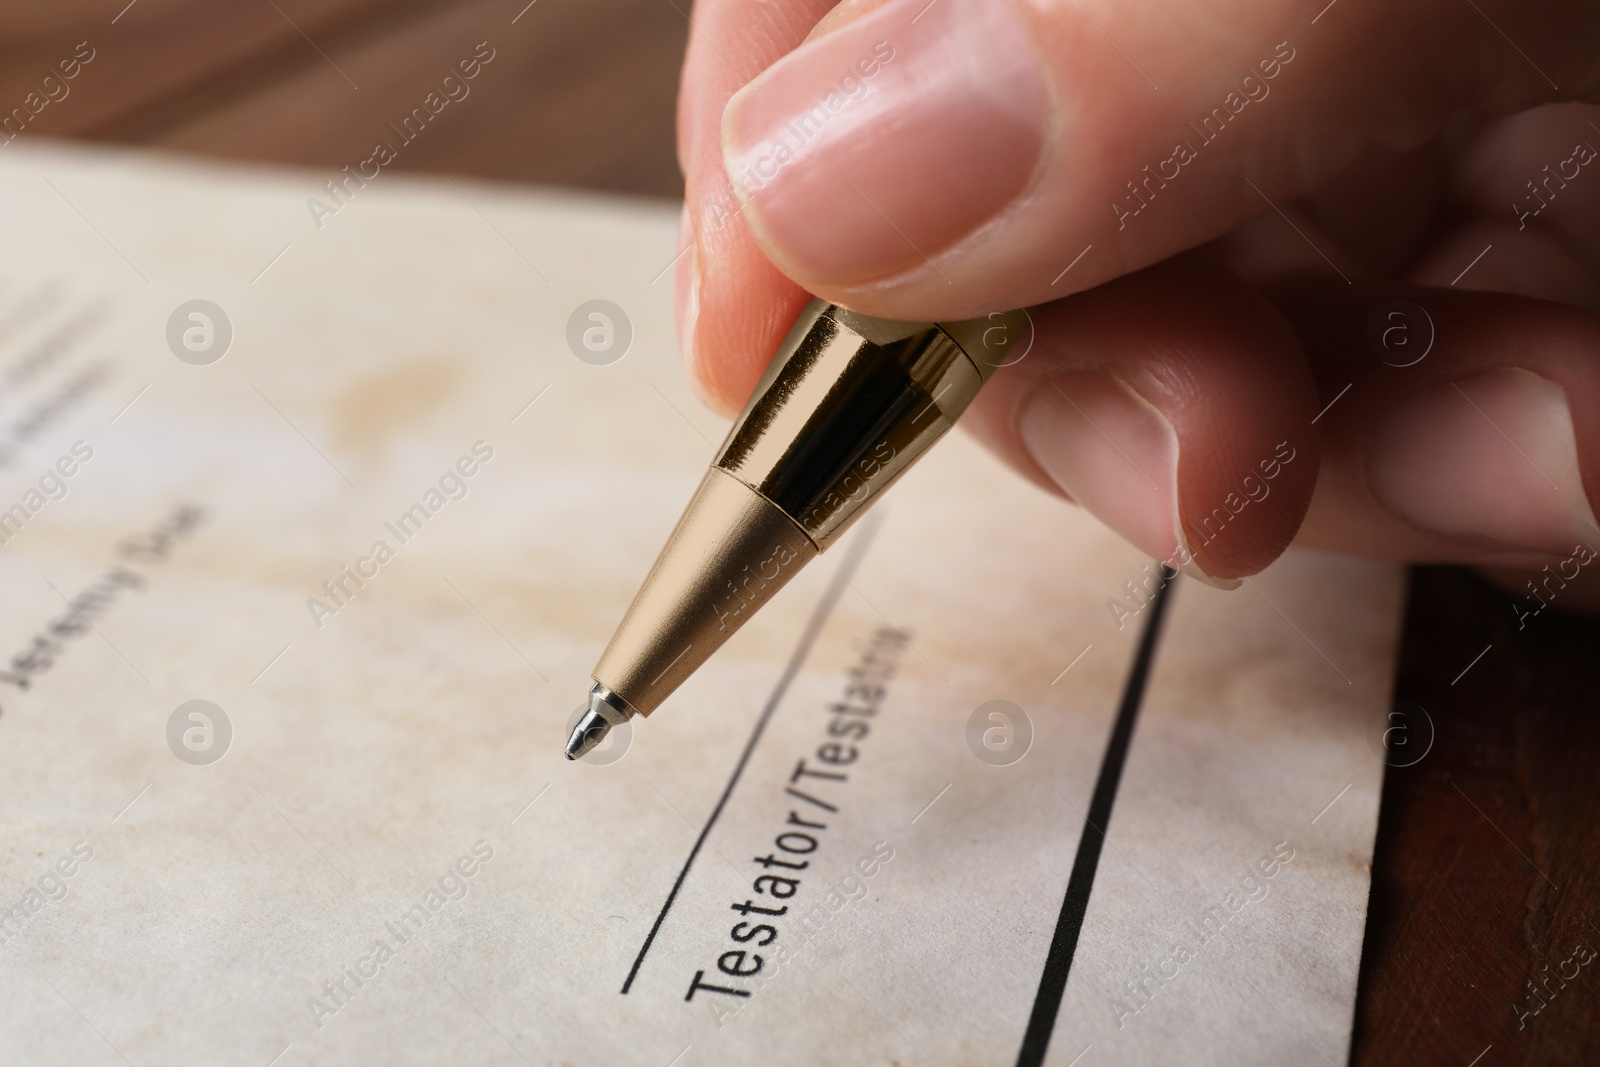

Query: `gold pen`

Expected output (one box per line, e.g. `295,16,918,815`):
565,300,1029,759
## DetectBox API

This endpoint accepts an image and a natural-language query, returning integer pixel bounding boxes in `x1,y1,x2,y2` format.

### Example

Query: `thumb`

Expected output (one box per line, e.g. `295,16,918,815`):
720,0,1598,319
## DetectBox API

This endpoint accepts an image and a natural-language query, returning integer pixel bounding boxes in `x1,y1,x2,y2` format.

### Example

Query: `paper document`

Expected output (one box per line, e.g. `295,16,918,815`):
0,143,1402,1066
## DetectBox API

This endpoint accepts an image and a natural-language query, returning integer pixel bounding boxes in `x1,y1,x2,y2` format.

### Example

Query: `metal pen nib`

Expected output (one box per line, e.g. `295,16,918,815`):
564,683,633,761
563,710,609,761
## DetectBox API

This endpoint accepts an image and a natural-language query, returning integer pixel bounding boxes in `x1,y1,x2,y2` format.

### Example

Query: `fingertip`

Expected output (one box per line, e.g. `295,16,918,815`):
966,257,1321,583
1017,370,1184,566
720,0,1051,294
1271,281,1600,567
681,191,813,416
1366,367,1599,556
675,0,841,414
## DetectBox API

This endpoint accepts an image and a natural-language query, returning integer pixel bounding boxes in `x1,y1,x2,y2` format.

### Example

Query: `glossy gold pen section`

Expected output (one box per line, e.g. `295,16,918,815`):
567,301,1029,759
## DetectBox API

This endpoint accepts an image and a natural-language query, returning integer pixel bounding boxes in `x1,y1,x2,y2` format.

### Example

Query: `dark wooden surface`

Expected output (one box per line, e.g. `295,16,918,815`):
1,0,687,197
7,2,1597,1063
1353,566,1600,1066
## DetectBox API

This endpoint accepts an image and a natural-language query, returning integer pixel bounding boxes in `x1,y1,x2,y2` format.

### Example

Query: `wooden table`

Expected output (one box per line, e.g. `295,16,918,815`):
6,2,1596,1062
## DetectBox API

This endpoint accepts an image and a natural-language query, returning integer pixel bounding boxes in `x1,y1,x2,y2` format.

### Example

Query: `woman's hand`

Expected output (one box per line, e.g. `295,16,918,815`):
675,0,1600,590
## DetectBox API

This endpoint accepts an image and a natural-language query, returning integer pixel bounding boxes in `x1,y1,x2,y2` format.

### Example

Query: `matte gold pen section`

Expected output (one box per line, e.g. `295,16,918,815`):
591,467,819,717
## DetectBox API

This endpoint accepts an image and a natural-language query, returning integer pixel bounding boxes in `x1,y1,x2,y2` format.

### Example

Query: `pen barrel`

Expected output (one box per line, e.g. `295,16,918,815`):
592,301,1028,717
593,467,818,716
715,301,1027,548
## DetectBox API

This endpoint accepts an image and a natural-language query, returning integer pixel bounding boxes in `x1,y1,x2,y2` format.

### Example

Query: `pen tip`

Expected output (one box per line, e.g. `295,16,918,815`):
564,683,634,762
564,707,611,761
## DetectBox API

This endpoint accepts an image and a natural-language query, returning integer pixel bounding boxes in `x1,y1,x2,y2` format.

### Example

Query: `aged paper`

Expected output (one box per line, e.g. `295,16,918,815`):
0,143,1402,1066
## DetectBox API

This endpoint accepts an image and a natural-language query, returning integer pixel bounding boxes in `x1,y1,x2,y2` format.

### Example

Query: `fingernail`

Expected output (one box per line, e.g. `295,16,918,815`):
722,0,1049,285
1369,368,1599,553
1021,373,1189,566
675,202,705,399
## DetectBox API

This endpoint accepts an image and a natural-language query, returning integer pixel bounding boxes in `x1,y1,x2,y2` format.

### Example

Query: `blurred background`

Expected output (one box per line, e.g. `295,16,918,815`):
0,0,687,197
